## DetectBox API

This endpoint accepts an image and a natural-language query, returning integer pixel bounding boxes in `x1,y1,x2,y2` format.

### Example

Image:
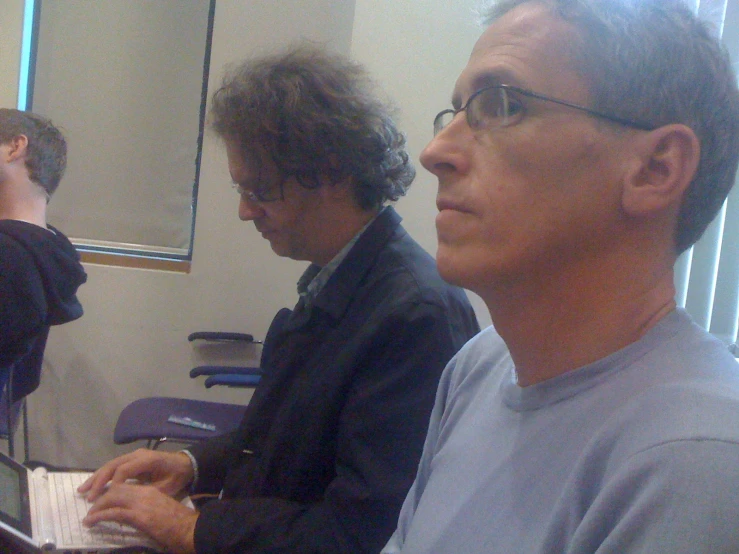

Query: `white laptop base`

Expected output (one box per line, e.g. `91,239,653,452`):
0,451,161,553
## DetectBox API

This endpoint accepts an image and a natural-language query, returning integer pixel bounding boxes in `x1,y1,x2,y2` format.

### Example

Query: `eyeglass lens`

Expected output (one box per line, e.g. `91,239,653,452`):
434,87,516,135
233,176,284,203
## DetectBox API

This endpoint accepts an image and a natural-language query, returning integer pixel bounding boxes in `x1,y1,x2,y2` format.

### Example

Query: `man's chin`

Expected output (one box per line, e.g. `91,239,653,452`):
435,252,467,288
435,244,497,292
269,242,289,258
269,243,307,262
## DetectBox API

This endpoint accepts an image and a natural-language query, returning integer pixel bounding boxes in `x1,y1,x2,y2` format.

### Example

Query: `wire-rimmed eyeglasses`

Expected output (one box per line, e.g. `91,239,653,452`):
433,84,657,136
231,175,289,203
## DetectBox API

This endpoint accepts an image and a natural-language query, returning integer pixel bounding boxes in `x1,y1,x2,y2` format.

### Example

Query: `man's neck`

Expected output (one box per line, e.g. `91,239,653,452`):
480,253,678,387
0,182,48,228
311,206,380,266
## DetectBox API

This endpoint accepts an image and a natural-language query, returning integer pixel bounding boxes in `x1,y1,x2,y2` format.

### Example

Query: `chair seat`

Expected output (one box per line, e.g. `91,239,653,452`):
113,397,247,445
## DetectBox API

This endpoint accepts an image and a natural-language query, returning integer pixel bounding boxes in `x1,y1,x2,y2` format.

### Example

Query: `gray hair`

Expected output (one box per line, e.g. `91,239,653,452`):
480,0,739,253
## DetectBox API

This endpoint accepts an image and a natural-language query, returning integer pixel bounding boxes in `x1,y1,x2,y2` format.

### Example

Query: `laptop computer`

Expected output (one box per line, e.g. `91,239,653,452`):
0,451,161,553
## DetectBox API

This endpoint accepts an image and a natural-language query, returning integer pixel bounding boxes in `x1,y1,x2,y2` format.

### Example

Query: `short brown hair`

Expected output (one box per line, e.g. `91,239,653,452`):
0,108,67,197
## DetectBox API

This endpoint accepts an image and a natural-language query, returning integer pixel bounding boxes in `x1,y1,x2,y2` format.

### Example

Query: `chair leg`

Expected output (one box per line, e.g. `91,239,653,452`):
5,395,14,460
7,419,14,460
22,400,29,463
4,399,27,461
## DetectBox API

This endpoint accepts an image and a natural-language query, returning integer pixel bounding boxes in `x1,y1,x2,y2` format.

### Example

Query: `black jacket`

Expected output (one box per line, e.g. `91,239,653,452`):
0,220,86,393
188,207,480,554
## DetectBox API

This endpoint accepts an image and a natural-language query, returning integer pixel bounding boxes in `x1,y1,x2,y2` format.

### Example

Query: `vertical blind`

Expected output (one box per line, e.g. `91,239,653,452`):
676,0,738,352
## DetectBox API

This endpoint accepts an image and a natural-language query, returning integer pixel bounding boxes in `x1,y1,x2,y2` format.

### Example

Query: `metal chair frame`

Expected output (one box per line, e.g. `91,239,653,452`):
0,362,30,462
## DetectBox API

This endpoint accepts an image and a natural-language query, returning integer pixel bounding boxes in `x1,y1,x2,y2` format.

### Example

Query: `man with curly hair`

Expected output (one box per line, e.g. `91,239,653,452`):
79,47,480,554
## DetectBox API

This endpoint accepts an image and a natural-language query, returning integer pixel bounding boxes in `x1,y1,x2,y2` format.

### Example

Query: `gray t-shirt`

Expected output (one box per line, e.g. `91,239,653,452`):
384,308,739,553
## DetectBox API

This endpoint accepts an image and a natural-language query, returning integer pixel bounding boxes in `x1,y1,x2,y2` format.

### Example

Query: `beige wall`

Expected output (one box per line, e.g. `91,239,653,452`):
349,0,489,322
350,0,481,269
13,0,487,468
0,0,24,108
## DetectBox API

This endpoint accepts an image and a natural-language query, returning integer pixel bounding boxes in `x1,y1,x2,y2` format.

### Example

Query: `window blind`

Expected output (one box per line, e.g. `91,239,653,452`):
676,0,738,352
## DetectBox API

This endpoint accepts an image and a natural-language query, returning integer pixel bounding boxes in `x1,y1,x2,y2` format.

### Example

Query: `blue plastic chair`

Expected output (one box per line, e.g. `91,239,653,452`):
187,331,265,388
113,308,291,449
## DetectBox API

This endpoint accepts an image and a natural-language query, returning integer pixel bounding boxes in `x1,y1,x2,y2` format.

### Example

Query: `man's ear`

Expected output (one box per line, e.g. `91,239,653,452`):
621,124,700,216
5,135,29,163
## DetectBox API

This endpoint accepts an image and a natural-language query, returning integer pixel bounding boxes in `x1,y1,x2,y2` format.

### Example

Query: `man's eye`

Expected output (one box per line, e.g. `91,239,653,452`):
475,90,507,119
503,98,524,118
473,88,525,123
477,89,514,119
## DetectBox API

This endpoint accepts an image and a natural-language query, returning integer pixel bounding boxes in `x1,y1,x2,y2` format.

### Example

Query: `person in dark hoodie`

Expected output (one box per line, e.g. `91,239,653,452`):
0,108,86,395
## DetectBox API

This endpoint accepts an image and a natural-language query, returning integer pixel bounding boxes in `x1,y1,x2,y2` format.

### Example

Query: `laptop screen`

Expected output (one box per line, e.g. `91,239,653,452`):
0,453,32,538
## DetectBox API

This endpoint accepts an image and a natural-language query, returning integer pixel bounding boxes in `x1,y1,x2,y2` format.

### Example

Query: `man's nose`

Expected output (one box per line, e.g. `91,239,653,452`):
420,117,471,178
238,196,265,221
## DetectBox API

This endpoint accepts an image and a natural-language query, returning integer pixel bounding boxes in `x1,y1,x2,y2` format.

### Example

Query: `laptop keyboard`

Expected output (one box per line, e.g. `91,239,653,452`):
48,472,150,547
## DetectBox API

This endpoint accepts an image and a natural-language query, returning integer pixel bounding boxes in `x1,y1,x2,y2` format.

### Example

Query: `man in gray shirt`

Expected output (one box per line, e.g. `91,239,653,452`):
383,0,739,552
